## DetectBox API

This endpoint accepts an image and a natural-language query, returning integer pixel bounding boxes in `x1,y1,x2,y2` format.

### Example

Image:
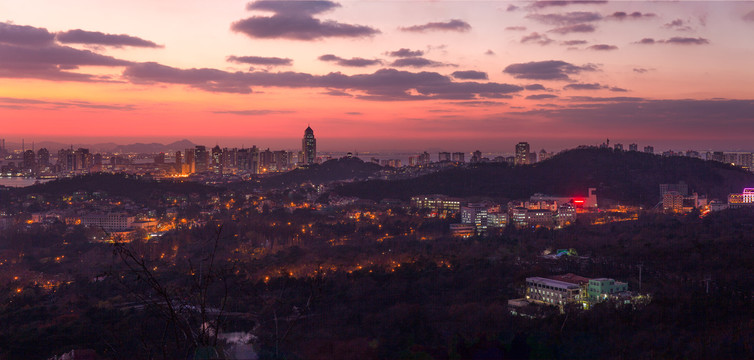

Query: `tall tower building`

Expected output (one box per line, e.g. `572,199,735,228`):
194,146,209,173
23,150,36,170
515,142,530,165
37,148,50,167
175,151,183,173
211,145,222,173
184,148,195,173
302,126,316,165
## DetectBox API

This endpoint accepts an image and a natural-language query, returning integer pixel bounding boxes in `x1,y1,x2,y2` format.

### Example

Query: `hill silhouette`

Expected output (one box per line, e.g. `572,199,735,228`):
260,157,382,189
9,173,217,201
333,148,754,206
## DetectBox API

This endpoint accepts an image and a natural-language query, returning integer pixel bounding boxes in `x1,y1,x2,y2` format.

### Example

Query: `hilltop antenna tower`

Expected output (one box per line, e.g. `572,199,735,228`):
637,263,643,291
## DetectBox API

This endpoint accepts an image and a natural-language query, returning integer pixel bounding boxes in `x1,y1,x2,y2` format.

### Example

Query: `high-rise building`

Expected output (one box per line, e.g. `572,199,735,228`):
223,148,237,169
538,149,553,162
154,152,165,164
23,150,36,170
614,143,623,151
93,153,102,166
302,126,316,165
452,152,465,163
76,148,92,172
194,146,209,173
471,150,482,163
211,145,222,173
629,143,638,151
37,148,50,167
644,146,654,154
438,152,451,162
184,148,195,173
663,191,684,213
175,151,182,173
274,150,289,172
57,148,91,173
515,142,530,165
237,146,259,174
419,151,431,165
259,148,274,172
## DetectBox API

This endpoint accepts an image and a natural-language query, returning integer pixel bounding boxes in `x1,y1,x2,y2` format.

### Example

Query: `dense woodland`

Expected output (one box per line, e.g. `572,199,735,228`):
1,206,753,359
334,148,754,206
6,173,216,204
257,157,383,190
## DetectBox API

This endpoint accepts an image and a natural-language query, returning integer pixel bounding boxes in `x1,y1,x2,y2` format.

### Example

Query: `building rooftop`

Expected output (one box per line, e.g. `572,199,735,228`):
549,273,591,285
526,277,581,289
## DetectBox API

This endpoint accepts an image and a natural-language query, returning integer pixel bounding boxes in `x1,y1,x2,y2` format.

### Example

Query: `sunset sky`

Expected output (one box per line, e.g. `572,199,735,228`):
1,0,754,152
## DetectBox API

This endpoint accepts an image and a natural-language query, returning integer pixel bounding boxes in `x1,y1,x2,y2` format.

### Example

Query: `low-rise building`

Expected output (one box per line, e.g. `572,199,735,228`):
525,277,583,306
729,188,754,208
510,208,554,228
529,187,598,208
587,278,629,302
410,194,462,213
461,202,505,234
449,223,475,238
555,203,577,227
663,191,684,213
81,212,134,232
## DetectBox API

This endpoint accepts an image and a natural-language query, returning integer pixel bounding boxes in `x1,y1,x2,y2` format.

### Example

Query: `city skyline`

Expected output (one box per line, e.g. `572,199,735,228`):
1,1,754,151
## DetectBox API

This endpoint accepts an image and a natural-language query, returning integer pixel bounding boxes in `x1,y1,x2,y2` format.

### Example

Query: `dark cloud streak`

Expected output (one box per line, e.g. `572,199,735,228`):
548,23,596,34
0,22,55,46
318,54,382,67
389,57,446,68
526,94,558,99
521,32,554,45
527,11,602,25
528,1,607,9
232,1,379,40
587,44,617,51
503,60,597,81
227,55,293,66
387,48,423,57
246,0,339,16
212,109,295,116
56,29,162,48
0,96,134,111
607,12,656,20
635,37,709,45
451,70,488,80
400,19,471,33
564,83,603,90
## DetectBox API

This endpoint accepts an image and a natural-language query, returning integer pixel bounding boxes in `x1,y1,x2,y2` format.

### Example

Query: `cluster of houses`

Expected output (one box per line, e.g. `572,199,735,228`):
410,188,597,236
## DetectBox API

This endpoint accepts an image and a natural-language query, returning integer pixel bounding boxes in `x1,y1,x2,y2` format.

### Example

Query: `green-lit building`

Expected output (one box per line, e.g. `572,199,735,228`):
587,278,628,302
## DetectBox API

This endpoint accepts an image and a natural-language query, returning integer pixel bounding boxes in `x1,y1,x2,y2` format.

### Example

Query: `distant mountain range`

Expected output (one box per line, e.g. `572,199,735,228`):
3,139,197,153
